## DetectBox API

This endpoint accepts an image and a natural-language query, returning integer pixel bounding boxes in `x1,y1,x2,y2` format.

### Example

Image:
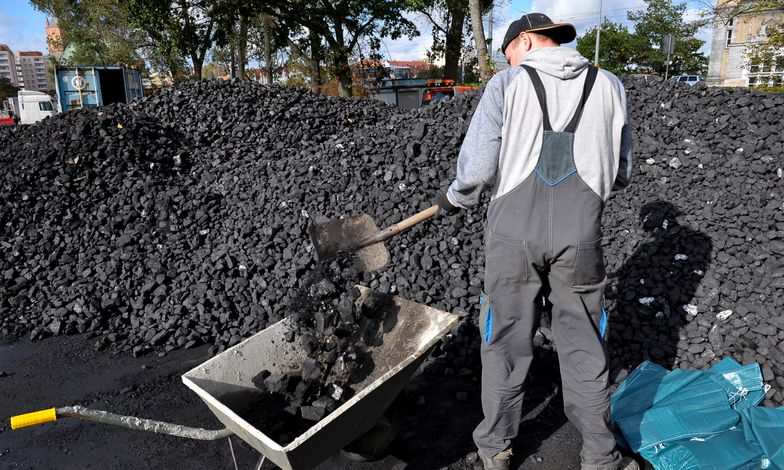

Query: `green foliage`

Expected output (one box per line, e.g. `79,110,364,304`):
407,0,492,80
125,0,237,79
754,83,784,93
254,0,419,96
747,21,784,69
408,0,467,79
0,76,19,102
30,0,143,66
576,20,637,75
627,0,708,76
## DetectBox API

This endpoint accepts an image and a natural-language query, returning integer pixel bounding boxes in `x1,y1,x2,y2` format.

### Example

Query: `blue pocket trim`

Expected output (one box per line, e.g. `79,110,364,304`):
599,307,607,340
485,307,493,344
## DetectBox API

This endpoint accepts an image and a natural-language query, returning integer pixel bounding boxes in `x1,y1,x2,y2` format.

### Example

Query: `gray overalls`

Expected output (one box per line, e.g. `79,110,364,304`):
474,65,622,470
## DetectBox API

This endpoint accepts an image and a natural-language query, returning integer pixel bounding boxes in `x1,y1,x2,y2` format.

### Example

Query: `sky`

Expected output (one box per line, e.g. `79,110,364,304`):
0,0,713,62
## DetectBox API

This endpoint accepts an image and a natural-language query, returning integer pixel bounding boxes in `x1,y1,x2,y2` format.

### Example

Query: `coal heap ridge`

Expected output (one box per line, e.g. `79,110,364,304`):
1,76,784,407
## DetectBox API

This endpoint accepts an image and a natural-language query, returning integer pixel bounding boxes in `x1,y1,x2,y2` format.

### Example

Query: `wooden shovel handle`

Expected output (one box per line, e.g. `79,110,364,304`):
356,205,440,249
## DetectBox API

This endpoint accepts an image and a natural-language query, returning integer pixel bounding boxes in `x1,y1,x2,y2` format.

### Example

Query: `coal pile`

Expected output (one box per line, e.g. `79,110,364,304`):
1,76,783,408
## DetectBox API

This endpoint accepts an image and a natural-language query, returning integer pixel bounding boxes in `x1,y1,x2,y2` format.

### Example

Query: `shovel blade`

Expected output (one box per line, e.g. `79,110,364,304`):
308,213,390,272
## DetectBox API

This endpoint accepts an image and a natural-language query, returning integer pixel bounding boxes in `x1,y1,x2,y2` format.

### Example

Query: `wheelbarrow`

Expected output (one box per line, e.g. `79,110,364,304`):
10,286,458,470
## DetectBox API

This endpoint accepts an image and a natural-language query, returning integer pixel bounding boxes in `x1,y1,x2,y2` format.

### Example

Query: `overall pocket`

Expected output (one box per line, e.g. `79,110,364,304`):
571,238,606,286
484,230,528,284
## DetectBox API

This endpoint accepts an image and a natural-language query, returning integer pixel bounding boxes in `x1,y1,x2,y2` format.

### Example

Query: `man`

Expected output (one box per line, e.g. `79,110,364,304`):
433,13,636,470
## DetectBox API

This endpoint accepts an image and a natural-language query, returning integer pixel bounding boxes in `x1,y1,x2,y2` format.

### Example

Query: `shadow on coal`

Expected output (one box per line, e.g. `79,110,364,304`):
607,200,713,371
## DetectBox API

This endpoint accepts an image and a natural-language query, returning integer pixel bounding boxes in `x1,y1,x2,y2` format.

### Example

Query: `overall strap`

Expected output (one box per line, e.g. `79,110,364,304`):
522,64,552,131
563,66,598,133
522,64,599,134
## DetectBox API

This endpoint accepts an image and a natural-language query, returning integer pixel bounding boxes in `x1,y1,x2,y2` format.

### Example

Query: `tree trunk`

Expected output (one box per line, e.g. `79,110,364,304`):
230,49,236,79
444,6,465,81
333,23,352,97
309,29,322,94
469,0,490,82
263,15,273,84
238,17,249,78
167,57,183,82
192,54,203,80
335,50,352,97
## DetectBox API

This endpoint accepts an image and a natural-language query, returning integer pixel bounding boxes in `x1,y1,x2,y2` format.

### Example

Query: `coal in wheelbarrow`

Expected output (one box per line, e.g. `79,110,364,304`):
182,285,457,470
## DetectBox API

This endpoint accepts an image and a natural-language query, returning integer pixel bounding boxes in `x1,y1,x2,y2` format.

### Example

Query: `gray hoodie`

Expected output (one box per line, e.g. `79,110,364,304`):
446,46,633,209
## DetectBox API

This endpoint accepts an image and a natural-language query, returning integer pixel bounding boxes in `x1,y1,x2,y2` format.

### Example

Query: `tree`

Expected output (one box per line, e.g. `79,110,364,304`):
409,0,493,81
256,0,418,96
627,0,709,76
409,0,467,80
125,0,236,80
30,0,144,67
0,77,19,103
577,20,637,75
468,0,490,82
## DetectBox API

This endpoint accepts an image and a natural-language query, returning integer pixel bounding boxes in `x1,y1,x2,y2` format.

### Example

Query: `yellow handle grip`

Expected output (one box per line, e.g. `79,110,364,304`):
10,408,57,430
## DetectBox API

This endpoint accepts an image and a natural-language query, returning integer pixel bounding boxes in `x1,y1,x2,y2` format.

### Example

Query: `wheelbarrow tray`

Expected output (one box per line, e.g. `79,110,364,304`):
182,286,458,470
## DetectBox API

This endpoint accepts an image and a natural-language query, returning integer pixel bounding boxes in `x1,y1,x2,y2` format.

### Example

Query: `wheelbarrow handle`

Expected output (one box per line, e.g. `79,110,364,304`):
356,205,440,249
11,406,233,440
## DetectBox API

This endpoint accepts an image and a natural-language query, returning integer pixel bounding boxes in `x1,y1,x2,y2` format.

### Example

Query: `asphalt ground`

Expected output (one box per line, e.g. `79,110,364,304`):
1,333,644,469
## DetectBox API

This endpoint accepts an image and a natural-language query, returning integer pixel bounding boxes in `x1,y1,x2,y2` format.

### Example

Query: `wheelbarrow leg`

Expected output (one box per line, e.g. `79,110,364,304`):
228,437,239,470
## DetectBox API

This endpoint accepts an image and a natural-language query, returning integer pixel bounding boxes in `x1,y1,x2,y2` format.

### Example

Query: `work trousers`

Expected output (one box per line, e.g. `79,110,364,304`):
473,176,622,470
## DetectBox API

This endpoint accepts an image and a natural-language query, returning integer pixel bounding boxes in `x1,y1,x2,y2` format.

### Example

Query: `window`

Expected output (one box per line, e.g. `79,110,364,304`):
749,77,757,85
726,29,732,47
679,76,688,82
39,101,53,111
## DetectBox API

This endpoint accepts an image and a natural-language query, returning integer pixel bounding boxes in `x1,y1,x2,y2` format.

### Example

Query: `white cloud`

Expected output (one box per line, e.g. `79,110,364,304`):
380,3,524,62
0,11,48,53
684,7,714,54
380,14,434,61
372,1,714,65
530,0,647,36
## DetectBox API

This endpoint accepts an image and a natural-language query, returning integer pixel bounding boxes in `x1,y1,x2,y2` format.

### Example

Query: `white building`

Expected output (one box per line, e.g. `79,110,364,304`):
707,5,784,87
16,51,50,92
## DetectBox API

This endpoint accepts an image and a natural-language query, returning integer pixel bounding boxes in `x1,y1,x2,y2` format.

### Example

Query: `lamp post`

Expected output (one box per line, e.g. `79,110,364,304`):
594,0,603,66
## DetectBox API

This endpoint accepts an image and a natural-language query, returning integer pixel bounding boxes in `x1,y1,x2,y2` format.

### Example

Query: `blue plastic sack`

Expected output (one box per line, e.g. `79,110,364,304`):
611,358,784,470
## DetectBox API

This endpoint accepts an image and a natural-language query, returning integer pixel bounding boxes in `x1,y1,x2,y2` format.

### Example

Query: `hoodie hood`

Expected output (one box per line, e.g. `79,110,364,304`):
521,46,590,80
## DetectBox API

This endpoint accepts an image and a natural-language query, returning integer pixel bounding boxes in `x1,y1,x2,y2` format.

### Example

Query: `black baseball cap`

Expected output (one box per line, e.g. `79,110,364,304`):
502,13,577,53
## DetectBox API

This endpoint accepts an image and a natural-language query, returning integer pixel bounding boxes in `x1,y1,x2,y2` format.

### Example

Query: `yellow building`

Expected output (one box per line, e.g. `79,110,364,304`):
707,3,784,87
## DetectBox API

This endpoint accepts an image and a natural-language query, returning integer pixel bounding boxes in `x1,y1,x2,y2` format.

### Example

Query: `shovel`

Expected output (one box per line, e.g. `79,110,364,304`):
309,204,441,272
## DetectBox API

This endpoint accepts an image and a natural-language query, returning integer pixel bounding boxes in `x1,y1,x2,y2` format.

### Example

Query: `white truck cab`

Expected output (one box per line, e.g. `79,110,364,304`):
15,90,55,124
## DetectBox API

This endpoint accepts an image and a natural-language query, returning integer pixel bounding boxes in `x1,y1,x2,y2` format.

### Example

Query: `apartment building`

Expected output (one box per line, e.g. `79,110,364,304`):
0,44,19,86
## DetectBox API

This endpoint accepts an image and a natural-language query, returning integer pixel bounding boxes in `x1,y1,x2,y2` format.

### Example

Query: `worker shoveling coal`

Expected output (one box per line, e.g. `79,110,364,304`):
427,13,639,470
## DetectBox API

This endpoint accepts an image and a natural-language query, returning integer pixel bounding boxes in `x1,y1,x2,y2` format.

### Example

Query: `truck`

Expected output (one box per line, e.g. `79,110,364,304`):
1,90,55,125
54,66,143,113
367,78,477,109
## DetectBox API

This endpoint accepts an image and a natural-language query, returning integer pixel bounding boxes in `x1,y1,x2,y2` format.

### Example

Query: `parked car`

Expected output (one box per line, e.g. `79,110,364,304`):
671,75,705,86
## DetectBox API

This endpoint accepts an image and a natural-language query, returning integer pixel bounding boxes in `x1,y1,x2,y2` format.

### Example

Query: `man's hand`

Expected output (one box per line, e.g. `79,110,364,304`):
433,192,460,216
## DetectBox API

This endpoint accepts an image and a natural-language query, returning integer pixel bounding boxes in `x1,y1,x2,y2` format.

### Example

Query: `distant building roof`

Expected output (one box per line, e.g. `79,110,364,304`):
18,51,44,57
388,60,430,68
